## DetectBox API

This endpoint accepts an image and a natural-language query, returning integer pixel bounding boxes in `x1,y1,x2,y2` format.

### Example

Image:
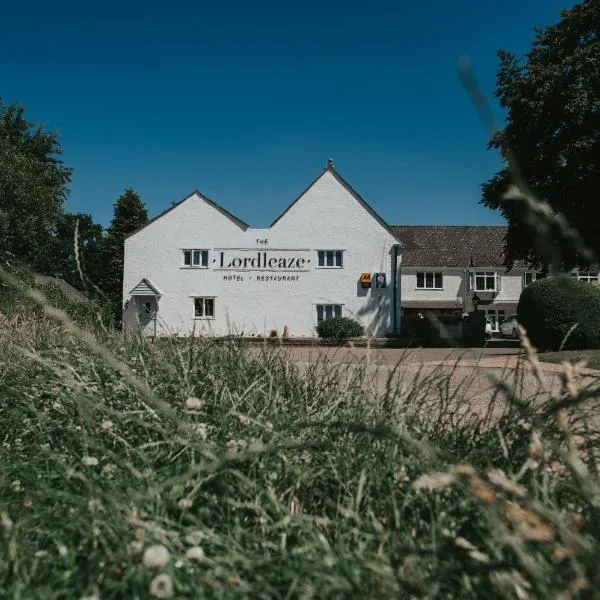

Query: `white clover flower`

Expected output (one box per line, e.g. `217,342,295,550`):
58,544,68,557
150,573,173,598
102,463,117,478
237,414,252,426
100,420,114,432
82,456,99,467
126,540,143,556
185,397,203,411
185,546,205,563
177,498,193,510
143,544,170,569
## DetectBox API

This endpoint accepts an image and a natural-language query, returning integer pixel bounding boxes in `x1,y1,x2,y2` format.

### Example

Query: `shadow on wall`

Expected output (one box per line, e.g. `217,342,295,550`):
354,282,394,338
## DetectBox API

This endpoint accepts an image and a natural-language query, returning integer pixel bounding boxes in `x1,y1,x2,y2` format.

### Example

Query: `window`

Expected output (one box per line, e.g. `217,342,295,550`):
471,271,499,292
576,271,600,283
485,309,506,330
183,249,209,268
193,297,215,318
524,272,545,286
416,272,443,289
316,304,342,322
317,250,343,268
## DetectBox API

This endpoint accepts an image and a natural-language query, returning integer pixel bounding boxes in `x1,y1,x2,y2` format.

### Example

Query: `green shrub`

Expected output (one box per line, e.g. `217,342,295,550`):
517,275,600,350
316,316,364,343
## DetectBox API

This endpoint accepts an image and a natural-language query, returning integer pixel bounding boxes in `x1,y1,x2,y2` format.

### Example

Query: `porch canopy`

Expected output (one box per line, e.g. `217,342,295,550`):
402,300,462,310
129,278,161,297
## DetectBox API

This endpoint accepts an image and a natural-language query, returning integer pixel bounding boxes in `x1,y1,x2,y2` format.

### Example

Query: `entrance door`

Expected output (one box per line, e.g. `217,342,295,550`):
135,296,158,335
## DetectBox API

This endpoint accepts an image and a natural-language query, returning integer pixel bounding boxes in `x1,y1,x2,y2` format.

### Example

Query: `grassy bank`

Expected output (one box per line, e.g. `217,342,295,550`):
1,316,600,598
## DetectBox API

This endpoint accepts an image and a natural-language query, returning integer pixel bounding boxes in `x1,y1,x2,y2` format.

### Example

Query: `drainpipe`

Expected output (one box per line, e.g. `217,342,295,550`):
392,244,402,334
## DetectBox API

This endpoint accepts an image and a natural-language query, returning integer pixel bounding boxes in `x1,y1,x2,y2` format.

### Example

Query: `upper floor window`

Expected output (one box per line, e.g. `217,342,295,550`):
523,271,543,287
183,249,209,268
416,272,443,289
471,271,500,292
317,250,343,268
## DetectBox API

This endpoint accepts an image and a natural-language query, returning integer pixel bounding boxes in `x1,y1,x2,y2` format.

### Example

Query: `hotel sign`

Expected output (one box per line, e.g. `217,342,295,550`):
214,249,311,271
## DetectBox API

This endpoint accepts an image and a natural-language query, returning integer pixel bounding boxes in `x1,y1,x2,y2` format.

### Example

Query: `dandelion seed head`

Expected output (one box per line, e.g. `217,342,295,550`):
185,397,203,411
186,546,205,563
82,456,99,467
143,544,170,569
150,573,173,598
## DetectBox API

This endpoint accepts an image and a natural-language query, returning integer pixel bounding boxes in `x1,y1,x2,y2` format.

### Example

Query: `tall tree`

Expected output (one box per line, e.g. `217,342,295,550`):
38,212,105,291
0,99,72,268
482,0,600,270
100,188,148,321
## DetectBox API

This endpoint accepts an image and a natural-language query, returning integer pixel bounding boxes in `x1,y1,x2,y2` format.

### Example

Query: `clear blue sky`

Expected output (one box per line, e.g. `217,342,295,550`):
1,0,576,229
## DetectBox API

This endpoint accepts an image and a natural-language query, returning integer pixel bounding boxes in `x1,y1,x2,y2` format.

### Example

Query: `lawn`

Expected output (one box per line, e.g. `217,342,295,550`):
538,349,600,371
1,315,600,598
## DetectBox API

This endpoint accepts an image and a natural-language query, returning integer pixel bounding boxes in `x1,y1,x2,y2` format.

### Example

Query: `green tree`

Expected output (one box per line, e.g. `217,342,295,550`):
482,0,600,270
100,188,148,322
38,212,105,291
0,99,72,268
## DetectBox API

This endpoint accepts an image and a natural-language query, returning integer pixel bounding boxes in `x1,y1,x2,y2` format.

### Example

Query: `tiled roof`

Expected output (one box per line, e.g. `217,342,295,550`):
389,225,523,268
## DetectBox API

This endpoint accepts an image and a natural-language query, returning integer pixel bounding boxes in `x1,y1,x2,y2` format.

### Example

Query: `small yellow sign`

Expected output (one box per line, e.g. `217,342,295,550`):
360,272,372,288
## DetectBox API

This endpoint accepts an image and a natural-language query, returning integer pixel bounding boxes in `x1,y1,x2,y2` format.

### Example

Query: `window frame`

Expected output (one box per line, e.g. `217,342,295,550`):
192,296,216,319
416,271,443,290
575,271,600,283
315,303,343,323
182,249,209,268
316,250,343,269
471,271,500,292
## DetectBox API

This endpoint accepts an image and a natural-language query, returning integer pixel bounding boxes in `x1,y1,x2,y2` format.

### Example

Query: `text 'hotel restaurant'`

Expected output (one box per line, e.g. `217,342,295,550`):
123,160,541,337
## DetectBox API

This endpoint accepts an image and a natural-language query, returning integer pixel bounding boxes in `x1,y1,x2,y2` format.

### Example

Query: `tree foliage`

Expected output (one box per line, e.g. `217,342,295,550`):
0,99,72,269
482,0,600,270
38,212,104,291
100,188,148,322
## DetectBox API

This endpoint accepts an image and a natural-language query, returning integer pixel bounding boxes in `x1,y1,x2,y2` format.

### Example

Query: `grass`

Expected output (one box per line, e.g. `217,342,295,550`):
1,314,600,599
538,350,600,371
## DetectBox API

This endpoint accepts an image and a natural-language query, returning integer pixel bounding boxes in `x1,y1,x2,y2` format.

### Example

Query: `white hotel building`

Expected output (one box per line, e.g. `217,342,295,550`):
123,161,597,338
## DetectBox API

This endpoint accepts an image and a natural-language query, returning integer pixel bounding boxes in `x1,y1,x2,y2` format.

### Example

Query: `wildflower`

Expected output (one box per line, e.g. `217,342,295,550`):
58,544,68,557
150,573,173,598
35,550,49,558
237,414,252,426
226,440,238,456
193,423,209,440
82,456,99,467
101,420,114,432
126,540,143,556
301,450,313,464
22,498,32,508
412,472,456,491
185,397,203,411
143,544,170,569
52,401,63,411
102,463,117,478
177,498,193,510
186,546,205,562
395,467,410,487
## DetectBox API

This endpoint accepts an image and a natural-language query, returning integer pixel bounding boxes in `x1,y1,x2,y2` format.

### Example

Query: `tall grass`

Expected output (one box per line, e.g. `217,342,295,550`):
1,311,600,598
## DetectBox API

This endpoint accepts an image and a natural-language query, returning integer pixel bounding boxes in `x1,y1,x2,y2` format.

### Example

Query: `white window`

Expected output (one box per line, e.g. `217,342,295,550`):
316,304,342,322
317,250,343,268
193,297,215,318
416,272,443,289
183,249,209,268
576,271,599,283
471,271,500,292
485,309,506,330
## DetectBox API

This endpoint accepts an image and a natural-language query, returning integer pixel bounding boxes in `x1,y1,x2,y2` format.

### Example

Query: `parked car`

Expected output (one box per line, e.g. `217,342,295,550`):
500,315,519,338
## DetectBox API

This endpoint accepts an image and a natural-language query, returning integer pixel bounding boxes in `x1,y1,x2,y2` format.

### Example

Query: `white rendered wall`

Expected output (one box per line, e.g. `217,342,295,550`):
123,170,400,337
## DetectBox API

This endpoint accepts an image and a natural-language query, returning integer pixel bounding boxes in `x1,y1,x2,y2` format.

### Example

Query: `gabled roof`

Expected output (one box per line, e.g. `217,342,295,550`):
390,225,525,268
129,278,161,296
271,160,403,244
125,190,249,240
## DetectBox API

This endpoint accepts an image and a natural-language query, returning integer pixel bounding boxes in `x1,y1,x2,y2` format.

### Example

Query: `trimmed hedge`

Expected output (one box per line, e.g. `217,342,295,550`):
316,317,364,343
517,275,600,351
